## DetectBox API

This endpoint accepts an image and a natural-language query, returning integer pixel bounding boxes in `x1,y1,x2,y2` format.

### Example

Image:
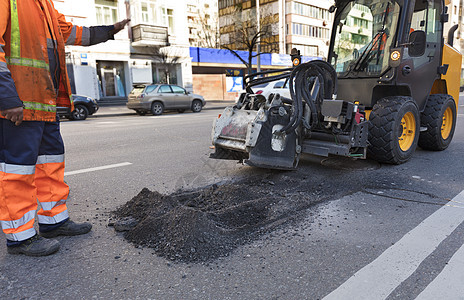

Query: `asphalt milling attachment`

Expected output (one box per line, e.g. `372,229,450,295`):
108,157,394,263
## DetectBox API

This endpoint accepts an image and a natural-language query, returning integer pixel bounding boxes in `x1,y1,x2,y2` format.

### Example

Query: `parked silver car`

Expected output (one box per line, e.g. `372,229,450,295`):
127,84,206,116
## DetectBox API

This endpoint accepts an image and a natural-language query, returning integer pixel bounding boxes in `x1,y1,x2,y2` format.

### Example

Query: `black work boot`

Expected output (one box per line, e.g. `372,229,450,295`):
7,235,60,256
39,220,92,238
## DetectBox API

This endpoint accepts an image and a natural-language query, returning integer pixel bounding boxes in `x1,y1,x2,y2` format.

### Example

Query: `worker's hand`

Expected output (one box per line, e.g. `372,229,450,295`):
111,19,130,35
1,106,23,126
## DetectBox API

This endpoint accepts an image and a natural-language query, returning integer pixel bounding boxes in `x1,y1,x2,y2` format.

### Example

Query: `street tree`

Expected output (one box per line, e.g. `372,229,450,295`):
220,4,279,77
148,46,182,84
195,8,220,48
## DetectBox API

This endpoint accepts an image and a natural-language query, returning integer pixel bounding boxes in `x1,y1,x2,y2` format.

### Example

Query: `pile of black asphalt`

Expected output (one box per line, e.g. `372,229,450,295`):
110,157,392,263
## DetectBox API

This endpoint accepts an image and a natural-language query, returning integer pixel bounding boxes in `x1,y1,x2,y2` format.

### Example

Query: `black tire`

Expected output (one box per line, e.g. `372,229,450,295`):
368,96,420,164
191,100,202,113
151,102,164,116
418,94,457,151
71,105,89,120
135,110,147,116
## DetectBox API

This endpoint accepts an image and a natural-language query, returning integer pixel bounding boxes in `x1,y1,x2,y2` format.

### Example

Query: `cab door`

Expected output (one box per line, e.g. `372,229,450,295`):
398,0,443,110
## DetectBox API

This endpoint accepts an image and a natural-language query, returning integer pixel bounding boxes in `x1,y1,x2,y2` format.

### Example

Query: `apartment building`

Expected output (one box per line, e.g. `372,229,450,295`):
218,0,334,59
286,0,334,58
54,0,193,102
187,0,220,48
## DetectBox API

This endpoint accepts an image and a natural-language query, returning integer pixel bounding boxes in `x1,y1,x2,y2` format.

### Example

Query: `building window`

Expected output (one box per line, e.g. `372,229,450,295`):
140,1,159,24
351,33,368,44
288,44,318,56
161,8,174,33
95,0,118,25
187,4,197,13
291,2,332,21
141,2,149,23
168,9,174,30
219,0,234,10
291,23,330,39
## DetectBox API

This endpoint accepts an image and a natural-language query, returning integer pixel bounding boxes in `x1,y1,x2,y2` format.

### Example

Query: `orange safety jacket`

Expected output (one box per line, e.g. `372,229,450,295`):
0,0,93,121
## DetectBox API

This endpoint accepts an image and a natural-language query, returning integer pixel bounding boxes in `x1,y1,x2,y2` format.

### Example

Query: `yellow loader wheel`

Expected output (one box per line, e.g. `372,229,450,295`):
418,94,457,151
368,96,420,164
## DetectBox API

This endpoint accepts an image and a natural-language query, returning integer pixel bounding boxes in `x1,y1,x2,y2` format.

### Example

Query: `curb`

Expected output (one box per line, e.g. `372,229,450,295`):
90,103,233,119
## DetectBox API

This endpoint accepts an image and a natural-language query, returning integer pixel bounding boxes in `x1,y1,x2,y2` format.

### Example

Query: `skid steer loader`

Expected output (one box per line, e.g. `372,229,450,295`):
211,0,462,169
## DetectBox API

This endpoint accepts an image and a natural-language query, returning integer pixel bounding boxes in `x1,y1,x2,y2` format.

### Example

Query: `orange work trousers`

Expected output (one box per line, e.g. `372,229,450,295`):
0,119,69,241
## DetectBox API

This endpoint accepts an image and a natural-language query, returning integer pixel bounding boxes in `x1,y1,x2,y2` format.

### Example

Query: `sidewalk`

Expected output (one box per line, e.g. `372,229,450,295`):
92,100,235,118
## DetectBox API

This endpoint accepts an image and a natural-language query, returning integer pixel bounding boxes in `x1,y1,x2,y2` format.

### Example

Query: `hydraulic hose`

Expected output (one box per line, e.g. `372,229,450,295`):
242,60,337,135
281,60,337,134
244,67,294,93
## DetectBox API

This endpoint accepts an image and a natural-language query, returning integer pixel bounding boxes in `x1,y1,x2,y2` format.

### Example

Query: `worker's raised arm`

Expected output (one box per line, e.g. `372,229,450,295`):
53,5,129,47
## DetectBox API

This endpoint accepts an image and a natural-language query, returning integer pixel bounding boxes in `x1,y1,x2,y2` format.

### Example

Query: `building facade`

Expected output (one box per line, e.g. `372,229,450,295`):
187,0,220,48
218,0,334,59
54,0,194,102
285,0,334,58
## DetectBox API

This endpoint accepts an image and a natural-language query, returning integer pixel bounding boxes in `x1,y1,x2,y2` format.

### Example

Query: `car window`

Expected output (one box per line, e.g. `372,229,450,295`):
274,81,285,89
145,85,159,94
131,87,145,94
255,83,268,88
159,85,173,93
171,85,186,94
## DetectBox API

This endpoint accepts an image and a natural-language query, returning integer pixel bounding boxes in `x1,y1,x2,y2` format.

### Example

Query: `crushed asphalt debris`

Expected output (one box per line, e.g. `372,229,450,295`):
110,176,330,263
109,158,387,263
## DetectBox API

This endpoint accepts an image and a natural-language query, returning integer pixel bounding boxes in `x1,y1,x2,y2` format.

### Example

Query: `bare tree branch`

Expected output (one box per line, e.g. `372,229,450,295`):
221,4,279,77
147,45,182,84
223,46,249,67
194,6,220,48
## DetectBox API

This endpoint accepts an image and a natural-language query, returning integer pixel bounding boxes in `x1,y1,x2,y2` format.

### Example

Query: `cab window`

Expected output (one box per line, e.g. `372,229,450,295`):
407,0,442,68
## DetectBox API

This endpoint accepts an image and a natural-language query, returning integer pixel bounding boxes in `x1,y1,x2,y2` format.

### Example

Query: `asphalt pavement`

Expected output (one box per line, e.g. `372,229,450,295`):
0,100,464,299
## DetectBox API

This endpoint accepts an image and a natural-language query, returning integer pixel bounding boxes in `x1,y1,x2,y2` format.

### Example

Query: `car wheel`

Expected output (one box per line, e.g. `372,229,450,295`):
191,100,202,113
71,105,89,120
151,102,164,116
177,109,186,113
136,110,147,116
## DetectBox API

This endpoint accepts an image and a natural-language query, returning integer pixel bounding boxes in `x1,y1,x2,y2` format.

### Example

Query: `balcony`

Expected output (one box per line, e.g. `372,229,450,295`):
131,24,169,47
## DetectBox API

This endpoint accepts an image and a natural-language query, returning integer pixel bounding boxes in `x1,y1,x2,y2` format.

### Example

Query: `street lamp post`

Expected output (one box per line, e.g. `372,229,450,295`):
125,0,132,40
256,0,261,74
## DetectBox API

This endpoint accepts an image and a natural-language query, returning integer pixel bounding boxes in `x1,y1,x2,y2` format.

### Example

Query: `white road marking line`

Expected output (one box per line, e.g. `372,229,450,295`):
148,115,185,119
415,243,464,300
147,115,214,119
323,190,464,300
64,162,132,176
94,121,118,124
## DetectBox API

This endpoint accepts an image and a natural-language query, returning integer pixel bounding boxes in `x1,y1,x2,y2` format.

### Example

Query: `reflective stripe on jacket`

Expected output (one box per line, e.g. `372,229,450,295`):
0,0,91,121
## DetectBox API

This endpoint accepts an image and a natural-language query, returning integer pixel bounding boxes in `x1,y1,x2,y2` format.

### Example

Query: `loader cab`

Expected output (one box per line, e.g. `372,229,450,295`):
328,0,446,110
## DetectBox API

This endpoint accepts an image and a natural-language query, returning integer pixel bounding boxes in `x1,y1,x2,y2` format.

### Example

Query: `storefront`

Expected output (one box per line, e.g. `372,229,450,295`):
96,61,127,98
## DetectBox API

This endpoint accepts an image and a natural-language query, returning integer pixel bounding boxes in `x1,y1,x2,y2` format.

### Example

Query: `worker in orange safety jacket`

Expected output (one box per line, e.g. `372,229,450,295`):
0,0,129,256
